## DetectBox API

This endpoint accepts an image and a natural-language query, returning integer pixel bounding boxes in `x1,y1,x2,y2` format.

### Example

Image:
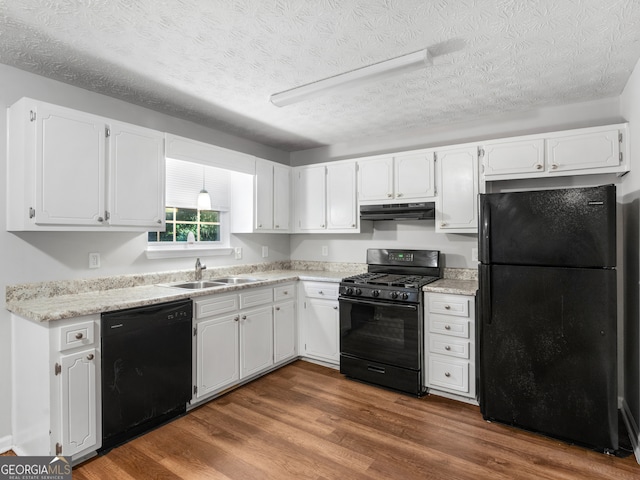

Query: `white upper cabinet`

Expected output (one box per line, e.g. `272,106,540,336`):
7,97,165,231
436,146,479,234
230,158,290,233
293,160,358,233
481,124,628,181
357,150,435,204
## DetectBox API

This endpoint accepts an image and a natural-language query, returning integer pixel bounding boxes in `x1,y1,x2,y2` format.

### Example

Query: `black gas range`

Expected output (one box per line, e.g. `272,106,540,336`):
339,249,441,396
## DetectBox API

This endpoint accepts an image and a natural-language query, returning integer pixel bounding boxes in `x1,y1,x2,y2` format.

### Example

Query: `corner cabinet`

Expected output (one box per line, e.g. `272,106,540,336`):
298,281,340,365
481,124,629,181
435,146,480,233
6,97,165,231
357,149,436,204
293,160,358,233
12,314,101,461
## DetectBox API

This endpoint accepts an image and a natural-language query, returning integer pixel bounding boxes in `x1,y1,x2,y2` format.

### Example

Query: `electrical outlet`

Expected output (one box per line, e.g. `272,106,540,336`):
234,247,242,260
262,246,269,258
321,246,329,257
89,252,101,269
471,247,478,262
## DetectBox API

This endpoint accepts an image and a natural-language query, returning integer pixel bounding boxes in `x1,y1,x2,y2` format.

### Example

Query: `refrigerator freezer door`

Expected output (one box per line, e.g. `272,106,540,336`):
478,264,618,451
479,185,616,268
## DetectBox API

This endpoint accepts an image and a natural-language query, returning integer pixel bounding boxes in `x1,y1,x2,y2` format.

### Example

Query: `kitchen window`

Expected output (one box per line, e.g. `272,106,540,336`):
146,159,233,259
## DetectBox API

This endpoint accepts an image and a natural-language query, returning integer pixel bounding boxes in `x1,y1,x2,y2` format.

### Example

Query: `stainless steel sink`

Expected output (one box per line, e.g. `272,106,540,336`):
164,281,226,290
209,277,261,284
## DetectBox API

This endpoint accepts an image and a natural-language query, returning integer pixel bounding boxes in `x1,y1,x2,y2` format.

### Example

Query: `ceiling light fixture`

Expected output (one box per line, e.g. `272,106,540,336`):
197,167,212,210
270,49,431,107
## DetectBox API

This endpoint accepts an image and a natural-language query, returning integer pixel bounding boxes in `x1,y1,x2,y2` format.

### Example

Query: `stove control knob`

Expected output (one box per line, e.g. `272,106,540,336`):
401,292,410,300
390,291,399,299
345,287,354,295
372,290,380,297
355,288,362,295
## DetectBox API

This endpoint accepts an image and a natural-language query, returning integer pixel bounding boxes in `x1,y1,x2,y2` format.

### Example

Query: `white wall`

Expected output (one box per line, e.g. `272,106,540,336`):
0,64,291,448
620,55,640,452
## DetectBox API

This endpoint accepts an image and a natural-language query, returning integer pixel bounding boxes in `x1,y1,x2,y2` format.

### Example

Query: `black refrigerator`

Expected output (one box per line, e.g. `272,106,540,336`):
478,184,618,452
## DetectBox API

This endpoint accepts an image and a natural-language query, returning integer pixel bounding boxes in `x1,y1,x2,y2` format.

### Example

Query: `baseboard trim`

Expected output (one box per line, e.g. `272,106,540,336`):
621,398,640,465
0,435,13,455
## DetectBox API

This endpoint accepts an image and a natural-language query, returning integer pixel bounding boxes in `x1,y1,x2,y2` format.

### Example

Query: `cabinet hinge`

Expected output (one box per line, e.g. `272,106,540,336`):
105,127,110,138
619,132,623,143
620,152,623,163
54,363,61,376
55,442,62,456
29,110,36,122
193,385,198,395
29,207,36,219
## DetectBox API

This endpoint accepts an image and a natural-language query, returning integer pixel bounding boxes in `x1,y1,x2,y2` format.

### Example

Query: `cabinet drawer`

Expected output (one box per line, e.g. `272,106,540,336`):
302,282,339,300
274,284,295,302
196,294,239,319
429,315,469,338
428,294,470,317
59,321,95,352
239,288,273,309
429,334,469,359
428,355,469,393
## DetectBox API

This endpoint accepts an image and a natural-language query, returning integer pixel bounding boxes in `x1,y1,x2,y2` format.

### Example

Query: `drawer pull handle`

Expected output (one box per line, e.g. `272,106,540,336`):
444,325,451,330
86,354,94,361
444,305,451,310
444,372,451,377
367,365,385,374
75,332,84,339
445,345,451,351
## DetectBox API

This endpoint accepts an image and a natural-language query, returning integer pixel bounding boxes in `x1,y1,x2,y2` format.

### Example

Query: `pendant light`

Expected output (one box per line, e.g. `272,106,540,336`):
197,166,211,210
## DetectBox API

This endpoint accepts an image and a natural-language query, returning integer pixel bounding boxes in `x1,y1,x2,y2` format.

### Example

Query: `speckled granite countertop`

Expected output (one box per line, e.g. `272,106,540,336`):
6,261,365,323
424,267,478,296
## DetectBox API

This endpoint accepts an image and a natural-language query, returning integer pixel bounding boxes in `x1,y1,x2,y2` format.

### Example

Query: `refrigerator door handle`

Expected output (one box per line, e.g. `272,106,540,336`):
480,264,491,325
479,197,490,264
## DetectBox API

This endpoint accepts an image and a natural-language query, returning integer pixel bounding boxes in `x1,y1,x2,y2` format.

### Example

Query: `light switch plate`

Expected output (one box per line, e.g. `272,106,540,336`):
89,252,101,269
321,246,329,256
262,246,269,258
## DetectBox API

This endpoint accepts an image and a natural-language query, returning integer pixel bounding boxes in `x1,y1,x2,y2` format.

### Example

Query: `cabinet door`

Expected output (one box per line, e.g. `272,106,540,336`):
107,121,165,228
255,160,274,230
483,139,545,178
59,348,98,457
436,147,479,233
273,164,291,231
35,104,106,226
196,314,240,398
394,151,435,199
546,129,620,173
357,156,394,202
303,298,340,363
240,306,274,378
274,301,296,363
326,161,357,230
295,166,326,231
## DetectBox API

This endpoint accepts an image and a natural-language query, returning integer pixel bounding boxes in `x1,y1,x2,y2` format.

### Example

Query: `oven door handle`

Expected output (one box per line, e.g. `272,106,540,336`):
339,297,418,311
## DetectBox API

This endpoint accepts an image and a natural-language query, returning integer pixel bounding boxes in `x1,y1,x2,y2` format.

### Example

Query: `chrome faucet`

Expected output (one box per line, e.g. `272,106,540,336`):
195,258,206,281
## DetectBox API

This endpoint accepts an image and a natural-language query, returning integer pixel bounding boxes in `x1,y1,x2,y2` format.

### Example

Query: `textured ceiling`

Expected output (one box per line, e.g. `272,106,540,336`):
1,0,640,152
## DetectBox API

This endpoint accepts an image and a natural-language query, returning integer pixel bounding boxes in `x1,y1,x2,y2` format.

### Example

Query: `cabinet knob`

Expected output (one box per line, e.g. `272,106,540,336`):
97,216,104,223
275,306,280,311
397,193,403,197
551,164,559,170
351,224,356,227
87,354,94,361
318,291,324,295
258,224,262,227
75,332,84,339
157,219,162,224
387,193,393,198
444,325,451,330
283,291,288,295
234,316,240,322
333,306,338,310
445,345,451,351
321,224,325,228
444,305,451,310
440,222,447,227
241,315,247,320
536,164,543,170
275,225,279,228
444,372,451,377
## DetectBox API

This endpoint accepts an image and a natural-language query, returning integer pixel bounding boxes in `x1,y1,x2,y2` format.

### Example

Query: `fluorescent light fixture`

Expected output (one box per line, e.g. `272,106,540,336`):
270,49,431,107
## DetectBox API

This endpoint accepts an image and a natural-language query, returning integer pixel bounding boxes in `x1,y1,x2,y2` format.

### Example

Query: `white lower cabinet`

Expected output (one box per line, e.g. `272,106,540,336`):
193,283,296,402
12,314,101,460
425,292,476,401
298,281,340,365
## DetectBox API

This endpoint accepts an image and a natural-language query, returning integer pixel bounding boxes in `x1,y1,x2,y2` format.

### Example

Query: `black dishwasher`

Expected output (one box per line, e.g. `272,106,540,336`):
99,299,192,453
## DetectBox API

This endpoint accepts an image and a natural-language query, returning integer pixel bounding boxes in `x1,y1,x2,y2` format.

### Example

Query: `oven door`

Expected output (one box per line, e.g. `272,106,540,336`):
339,296,422,370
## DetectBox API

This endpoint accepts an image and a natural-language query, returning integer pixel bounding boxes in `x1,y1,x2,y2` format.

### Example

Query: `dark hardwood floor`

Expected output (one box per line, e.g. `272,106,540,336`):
72,360,638,479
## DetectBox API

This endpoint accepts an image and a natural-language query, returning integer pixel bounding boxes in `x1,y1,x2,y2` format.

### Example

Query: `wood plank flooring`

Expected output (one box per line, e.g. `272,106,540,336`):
71,360,638,479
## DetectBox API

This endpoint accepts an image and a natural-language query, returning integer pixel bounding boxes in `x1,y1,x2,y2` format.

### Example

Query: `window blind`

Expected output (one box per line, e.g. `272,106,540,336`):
165,158,230,210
